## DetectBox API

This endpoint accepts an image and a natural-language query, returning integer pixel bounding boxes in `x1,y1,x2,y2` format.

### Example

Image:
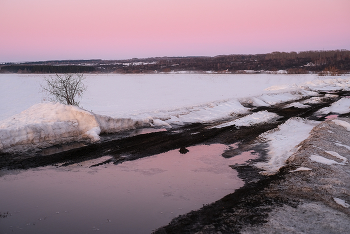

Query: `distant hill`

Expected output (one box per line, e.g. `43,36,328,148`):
1,50,349,75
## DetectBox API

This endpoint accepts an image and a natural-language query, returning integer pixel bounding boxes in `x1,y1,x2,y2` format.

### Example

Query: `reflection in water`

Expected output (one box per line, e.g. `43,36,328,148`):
325,114,338,120
0,144,257,234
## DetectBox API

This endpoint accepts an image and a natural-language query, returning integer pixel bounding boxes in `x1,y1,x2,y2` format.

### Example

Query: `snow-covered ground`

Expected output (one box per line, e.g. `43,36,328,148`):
0,73,337,121
255,118,318,175
1,74,350,153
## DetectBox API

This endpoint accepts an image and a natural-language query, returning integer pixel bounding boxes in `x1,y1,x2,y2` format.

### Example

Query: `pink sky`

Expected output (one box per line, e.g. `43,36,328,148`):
1,0,349,62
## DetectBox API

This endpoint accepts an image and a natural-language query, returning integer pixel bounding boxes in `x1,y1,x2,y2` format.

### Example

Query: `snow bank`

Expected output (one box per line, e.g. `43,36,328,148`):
0,103,100,152
304,77,350,91
213,111,280,128
255,118,318,175
0,103,153,152
165,99,249,125
317,98,350,115
94,114,151,134
241,89,318,108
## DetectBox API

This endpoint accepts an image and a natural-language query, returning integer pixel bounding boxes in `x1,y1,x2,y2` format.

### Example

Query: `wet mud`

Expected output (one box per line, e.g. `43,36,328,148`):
1,91,350,233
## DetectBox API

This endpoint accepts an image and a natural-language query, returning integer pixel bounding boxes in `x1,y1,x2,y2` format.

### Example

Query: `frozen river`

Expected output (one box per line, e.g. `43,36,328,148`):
0,73,321,121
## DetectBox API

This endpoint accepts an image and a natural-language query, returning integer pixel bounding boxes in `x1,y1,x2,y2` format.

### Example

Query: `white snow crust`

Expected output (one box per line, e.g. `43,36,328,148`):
333,198,350,208
332,119,350,131
165,99,249,125
317,98,350,114
310,155,341,165
0,103,152,152
213,111,280,128
325,151,348,164
255,118,318,175
304,77,350,91
0,103,100,152
290,167,312,172
335,142,350,151
284,102,310,109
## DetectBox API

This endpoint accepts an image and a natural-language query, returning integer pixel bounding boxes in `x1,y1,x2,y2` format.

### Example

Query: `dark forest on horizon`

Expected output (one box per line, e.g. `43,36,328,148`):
1,50,349,75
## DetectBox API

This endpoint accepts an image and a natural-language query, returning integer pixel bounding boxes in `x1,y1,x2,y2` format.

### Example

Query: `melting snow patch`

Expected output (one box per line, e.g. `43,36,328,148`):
335,142,350,151
332,119,350,131
250,97,270,107
165,99,249,124
325,151,348,165
301,97,324,104
152,119,172,128
310,155,341,165
290,167,312,172
257,93,302,105
255,118,318,175
317,98,350,114
284,102,310,109
213,111,280,128
304,77,350,91
333,198,350,208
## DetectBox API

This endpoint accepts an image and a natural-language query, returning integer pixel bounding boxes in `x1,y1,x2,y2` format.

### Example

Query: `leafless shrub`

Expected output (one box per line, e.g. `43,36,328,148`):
42,73,86,106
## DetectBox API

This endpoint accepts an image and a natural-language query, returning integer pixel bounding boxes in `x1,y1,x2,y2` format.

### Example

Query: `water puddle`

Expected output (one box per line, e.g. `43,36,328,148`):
0,144,257,234
325,114,338,120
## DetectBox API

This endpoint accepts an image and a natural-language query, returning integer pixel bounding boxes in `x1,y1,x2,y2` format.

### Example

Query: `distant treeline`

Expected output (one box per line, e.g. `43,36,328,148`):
1,50,349,74
0,65,95,74
100,50,350,74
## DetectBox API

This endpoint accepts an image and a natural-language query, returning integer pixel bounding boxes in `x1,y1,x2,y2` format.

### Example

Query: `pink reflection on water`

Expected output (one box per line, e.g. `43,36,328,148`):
0,144,257,234
229,151,259,165
325,115,338,120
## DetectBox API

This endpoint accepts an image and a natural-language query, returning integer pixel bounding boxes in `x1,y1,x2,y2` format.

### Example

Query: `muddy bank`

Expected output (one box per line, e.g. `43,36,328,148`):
153,119,350,234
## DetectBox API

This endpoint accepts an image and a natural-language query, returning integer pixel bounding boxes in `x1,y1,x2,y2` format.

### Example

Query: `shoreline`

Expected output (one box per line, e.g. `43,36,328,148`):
154,118,350,234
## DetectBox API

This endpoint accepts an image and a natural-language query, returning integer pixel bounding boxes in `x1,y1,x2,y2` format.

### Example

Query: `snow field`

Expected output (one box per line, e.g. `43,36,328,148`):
1,74,350,154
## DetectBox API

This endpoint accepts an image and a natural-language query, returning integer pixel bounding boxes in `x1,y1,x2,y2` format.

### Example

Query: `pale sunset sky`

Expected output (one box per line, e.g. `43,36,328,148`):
1,0,349,63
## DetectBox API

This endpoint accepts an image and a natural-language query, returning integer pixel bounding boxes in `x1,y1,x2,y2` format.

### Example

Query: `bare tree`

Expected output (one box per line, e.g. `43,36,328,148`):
42,73,86,106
